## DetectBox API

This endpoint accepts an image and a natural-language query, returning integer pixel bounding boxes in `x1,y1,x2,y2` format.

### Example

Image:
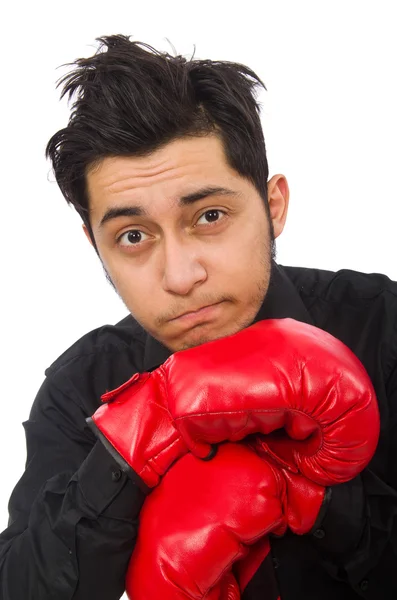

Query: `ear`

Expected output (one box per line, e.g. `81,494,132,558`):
267,175,290,239
82,223,94,247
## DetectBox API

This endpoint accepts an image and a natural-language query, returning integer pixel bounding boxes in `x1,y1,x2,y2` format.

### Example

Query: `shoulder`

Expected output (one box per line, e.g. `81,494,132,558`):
281,264,397,304
281,264,397,379
41,314,148,414
45,314,146,375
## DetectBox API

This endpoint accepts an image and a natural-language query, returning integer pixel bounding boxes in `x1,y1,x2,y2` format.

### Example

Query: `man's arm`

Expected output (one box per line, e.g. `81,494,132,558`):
0,376,146,600
308,362,397,598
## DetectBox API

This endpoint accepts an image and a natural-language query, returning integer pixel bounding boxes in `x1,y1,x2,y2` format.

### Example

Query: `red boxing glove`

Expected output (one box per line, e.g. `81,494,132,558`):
125,443,324,600
88,318,379,490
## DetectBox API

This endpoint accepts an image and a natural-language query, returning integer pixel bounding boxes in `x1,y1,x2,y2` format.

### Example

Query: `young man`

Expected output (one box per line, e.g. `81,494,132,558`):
0,35,396,599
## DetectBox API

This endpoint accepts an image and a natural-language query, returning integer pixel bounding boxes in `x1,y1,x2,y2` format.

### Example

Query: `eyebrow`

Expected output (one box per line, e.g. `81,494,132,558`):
98,186,237,229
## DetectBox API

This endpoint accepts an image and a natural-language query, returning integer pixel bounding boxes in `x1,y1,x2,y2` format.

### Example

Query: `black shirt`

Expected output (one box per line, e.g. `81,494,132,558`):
1,261,396,600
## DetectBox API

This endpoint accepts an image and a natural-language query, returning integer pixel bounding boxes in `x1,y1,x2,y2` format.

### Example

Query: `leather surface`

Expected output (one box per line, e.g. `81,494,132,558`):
92,318,380,488
126,444,283,599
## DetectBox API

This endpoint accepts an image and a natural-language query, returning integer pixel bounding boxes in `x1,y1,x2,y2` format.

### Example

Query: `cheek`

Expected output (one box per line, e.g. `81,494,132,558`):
115,267,153,302
100,254,149,303
217,222,268,271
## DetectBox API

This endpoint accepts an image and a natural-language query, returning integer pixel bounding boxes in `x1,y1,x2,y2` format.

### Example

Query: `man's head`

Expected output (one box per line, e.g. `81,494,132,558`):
46,35,289,351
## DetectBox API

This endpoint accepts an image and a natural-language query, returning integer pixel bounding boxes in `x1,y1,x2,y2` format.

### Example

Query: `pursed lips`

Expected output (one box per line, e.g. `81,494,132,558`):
170,302,223,321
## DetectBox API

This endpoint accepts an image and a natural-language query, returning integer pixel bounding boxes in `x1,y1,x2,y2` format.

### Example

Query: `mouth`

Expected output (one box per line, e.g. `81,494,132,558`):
170,302,224,324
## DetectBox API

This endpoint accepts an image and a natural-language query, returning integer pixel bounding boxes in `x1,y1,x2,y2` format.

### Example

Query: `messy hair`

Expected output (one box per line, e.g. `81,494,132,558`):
46,35,271,251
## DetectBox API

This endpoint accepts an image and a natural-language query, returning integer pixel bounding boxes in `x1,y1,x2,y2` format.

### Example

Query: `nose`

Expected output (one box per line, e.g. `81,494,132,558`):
161,236,207,296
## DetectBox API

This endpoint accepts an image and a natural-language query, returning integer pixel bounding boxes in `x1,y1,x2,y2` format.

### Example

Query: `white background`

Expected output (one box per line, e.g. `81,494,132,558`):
1,0,396,561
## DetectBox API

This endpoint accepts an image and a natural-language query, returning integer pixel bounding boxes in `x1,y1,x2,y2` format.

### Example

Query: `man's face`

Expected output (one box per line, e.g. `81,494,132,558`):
85,135,288,352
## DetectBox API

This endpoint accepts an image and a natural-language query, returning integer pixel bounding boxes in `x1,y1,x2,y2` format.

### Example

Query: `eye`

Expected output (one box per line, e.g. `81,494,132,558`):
196,209,226,226
117,229,149,247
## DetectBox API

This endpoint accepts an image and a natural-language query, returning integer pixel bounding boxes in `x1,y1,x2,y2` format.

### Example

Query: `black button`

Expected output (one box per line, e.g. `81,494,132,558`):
111,469,122,482
313,528,326,539
359,579,369,592
272,557,280,569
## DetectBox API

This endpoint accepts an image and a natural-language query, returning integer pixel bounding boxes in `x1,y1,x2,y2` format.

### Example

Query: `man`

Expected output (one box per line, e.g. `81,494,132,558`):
0,34,396,599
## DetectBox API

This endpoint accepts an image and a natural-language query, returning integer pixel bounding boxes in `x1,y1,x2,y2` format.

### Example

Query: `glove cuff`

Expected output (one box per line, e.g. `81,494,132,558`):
89,371,188,488
86,417,151,494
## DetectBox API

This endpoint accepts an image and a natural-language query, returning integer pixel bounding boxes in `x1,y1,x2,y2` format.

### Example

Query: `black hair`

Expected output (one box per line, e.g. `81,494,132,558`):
46,35,272,254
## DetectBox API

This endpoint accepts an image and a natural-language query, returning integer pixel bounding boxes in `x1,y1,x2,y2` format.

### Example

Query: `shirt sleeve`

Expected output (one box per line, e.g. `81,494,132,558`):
309,362,397,598
0,375,146,600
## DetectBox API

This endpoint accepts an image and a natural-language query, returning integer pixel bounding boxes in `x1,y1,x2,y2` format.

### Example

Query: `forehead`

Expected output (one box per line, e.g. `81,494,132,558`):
86,135,240,219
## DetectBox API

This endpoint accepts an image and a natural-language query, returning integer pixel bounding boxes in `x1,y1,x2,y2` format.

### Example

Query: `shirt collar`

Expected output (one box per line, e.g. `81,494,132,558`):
143,261,314,371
